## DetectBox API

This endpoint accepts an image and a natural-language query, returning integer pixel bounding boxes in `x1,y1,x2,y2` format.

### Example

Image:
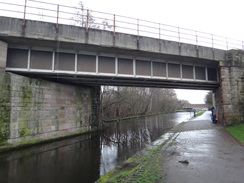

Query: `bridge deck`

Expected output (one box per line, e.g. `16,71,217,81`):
6,47,218,89
0,16,220,89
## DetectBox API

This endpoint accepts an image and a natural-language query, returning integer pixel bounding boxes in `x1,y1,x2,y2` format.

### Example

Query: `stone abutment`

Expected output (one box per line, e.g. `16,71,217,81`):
215,50,244,126
0,72,100,147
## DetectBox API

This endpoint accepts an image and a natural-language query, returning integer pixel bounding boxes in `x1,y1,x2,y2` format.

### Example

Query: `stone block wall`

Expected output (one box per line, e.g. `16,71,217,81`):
0,72,98,145
215,50,244,126
0,41,7,71
0,73,11,144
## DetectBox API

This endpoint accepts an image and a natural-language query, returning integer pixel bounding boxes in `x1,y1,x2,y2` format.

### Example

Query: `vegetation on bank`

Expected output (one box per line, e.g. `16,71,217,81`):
195,110,205,117
104,109,200,123
98,136,171,183
225,124,244,143
98,126,182,183
103,112,165,123
101,86,189,122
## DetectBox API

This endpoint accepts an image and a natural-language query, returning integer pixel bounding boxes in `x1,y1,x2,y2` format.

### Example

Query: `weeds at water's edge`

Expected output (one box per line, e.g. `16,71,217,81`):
97,144,165,182
97,121,187,183
96,132,181,183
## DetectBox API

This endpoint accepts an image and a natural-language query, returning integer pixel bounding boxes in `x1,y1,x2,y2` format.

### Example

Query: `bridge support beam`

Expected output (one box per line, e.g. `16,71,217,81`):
0,72,100,148
215,50,244,126
0,40,7,71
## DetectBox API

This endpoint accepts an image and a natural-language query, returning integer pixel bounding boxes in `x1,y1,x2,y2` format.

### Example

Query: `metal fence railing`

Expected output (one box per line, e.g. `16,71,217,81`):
0,0,243,50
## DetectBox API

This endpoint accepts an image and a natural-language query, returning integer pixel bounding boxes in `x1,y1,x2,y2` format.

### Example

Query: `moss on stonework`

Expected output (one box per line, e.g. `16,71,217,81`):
35,79,43,86
75,87,85,127
0,127,98,153
22,86,33,104
238,74,244,124
0,73,97,150
0,123,10,145
229,115,240,126
19,128,32,137
18,84,33,137
0,73,11,144
226,50,244,67
55,84,61,92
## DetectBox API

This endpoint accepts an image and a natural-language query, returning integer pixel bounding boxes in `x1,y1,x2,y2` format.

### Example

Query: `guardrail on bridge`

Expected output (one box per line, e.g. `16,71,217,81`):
0,0,243,51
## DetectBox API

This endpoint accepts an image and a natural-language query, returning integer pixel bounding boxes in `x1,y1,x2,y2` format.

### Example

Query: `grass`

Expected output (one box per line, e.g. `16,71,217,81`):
98,149,163,183
225,124,244,143
97,132,182,183
97,138,170,183
175,110,186,112
98,121,186,183
195,110,205,117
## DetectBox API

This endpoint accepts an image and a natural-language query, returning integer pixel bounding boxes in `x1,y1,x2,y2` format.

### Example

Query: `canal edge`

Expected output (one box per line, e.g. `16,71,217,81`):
96,122,187,183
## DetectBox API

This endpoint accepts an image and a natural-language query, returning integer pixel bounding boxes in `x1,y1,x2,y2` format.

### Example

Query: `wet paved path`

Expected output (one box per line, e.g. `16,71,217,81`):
162,111,244,183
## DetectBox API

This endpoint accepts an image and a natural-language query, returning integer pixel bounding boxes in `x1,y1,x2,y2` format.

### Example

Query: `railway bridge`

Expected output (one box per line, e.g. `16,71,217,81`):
0,1,244,146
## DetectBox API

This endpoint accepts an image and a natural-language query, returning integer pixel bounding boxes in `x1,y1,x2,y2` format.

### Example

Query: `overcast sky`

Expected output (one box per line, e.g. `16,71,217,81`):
83,0,244,104
43,0,244,40
60,0,243,104
2,0,243,103
84,0,244,40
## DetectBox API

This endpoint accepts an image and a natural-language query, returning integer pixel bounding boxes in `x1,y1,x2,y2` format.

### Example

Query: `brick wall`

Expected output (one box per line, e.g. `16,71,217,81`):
215,50,244,126
0,72,98,145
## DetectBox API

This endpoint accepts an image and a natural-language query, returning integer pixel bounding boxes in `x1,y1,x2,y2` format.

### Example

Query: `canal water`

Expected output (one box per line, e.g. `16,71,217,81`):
0,112,192,183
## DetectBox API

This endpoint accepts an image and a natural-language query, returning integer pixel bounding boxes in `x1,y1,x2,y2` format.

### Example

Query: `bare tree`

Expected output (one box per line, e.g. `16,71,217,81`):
72,1,112,30
100,86,181,120
177,100,190,109
204,91,213,106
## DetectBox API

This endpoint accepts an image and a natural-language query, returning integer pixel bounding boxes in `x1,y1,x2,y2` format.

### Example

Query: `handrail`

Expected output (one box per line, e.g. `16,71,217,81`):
0,0,243,50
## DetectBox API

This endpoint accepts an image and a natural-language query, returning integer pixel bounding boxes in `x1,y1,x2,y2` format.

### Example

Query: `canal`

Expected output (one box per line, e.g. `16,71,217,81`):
0,112,192,183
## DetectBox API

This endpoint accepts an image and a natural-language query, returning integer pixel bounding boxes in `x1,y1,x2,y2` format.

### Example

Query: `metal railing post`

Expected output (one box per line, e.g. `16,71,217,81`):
86,9,89,33
23,0,27,20
1,0,242,51
196,31,198,49
159,23,161,39
56,5,59,30
23,0,27,26
211,34,214,50
178,27,180,46
113,14,115,37
137,19,139,40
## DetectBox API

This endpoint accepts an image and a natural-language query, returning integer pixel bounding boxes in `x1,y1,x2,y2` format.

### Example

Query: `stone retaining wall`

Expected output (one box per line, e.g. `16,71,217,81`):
0,72,98,146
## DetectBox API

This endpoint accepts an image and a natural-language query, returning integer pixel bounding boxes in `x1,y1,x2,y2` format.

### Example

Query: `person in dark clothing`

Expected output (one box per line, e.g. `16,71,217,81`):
211,107,217,124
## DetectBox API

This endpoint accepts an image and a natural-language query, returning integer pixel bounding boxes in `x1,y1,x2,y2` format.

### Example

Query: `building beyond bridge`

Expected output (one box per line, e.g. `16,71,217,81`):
183,104,209,109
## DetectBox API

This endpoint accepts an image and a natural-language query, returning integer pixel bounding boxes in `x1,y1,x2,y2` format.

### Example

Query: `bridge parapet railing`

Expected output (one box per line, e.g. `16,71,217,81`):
0,0,243,51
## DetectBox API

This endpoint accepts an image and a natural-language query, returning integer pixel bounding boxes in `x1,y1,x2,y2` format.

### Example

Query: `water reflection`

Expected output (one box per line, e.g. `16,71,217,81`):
0,134,101,183
0,112,191,183
99,112,192,176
